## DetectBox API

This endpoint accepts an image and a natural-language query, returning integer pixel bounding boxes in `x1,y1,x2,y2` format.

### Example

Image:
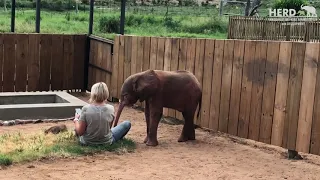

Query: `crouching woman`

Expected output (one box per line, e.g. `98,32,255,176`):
73,82,131,146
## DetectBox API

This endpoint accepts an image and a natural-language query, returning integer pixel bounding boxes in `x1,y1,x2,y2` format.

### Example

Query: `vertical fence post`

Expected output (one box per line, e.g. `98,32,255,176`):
119,0,126,35
88,0,94,35
219,0,223,16
35,0,41,33
10,0,15,32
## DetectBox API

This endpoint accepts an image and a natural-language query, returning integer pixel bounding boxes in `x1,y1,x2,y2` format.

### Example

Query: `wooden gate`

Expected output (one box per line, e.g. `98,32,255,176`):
87,35,114,100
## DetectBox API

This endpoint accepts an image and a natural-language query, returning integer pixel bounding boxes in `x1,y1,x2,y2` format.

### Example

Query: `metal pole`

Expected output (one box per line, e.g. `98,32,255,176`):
10,0,15,32
88,0,94,35
219,0,223,16
119,0,126,35
35,0,40,33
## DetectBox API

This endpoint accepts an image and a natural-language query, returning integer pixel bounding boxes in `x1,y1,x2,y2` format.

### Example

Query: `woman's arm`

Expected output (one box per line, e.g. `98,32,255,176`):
74,107,87,136
74,119,87,136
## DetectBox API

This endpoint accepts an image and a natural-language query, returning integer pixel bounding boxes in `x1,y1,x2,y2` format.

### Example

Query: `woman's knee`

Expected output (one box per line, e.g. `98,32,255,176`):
123,120,131,130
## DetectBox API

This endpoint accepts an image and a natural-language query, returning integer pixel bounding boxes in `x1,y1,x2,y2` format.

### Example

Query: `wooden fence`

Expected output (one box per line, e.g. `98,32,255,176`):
110,34,320,156
228,16,320,42
0,33,87,92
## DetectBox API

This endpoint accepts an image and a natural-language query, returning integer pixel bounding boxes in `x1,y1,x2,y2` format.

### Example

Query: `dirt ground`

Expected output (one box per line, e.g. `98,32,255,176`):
1,93,320,180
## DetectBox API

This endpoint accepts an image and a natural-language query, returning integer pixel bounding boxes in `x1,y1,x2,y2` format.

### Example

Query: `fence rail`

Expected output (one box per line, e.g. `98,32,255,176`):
228,16,320,42
0,33,87,92
110,34,320,156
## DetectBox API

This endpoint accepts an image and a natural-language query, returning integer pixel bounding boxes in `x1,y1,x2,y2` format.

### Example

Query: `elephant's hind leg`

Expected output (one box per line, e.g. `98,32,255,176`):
178,110,196,142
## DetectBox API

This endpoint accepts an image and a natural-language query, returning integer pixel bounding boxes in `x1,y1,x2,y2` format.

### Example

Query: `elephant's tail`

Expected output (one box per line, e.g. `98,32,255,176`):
196,94,202,119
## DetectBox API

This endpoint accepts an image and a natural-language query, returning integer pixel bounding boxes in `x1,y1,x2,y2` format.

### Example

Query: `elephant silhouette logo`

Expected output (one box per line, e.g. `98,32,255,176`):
300,5,317,17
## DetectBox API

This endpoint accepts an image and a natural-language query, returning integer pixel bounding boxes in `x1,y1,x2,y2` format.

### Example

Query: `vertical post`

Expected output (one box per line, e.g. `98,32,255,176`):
219,0,223,16
84,36,90,92
35,0,41,33
119,0,126,35
10,0,15,32
88,0,94,35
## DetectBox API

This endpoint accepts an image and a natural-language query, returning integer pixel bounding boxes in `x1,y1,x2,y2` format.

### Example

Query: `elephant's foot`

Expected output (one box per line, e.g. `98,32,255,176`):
143,136,148,143
178,135,188,142
188,130,196,140
146,139,159,146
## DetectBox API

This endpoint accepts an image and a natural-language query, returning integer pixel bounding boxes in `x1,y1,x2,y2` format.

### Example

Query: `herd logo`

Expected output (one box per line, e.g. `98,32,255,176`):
268,5,317,17
300,5,317,17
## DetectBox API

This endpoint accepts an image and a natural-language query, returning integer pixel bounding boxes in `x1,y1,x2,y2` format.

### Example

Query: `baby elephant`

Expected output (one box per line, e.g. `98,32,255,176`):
113,69,202,146
44,124,68,134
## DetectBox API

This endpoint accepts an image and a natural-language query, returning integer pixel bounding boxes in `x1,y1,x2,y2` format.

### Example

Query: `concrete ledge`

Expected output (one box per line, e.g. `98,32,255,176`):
0,92,88,120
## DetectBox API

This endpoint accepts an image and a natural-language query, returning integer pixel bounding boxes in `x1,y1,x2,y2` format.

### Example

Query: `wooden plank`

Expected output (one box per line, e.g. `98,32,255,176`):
135,36,144,107
237,40,256,138
186,37,197,125
168,38,180,118
248,41,267,141
130,36,138,76
111,35,120,98
194,39,205,125
259,41,280,144
123,36,132,84
186,38,196,73
271,42,292,147
208,40,224,131
28,34,40,91
88,67,93,91
141,36,151,108
227,40,245,136
178,38,187,71
218,40,234,133
130,36,138,105
295,42,319,153
62,35,74,90
176,38,188,120
3,34,16,92
73,35,86,90
106,43,113,94
117,35,125,98
200,39,215,128
0,34,3,92
136,37,144,74
51,35,63,91
95,41,103,84
163,38,172,117
39,34,52,91
310,43,320,155
156,37,165,70
149,37,158,70
88,40,96,90
15,34,29,92
283,42,305,150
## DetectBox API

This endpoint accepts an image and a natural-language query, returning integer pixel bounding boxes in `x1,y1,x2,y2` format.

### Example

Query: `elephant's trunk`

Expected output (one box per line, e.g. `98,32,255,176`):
113,101,125,127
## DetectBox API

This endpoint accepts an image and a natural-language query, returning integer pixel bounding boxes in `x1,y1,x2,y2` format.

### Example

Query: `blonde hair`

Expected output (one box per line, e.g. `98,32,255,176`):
89,82,109,103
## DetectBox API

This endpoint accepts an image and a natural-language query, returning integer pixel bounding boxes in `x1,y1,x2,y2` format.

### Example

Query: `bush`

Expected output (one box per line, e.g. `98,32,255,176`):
0,154,12,166
99,15,120,33
180,17,228,34
272,0,309,14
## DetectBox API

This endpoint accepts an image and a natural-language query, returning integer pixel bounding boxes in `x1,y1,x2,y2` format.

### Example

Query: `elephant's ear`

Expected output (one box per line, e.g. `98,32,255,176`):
133,70,160,101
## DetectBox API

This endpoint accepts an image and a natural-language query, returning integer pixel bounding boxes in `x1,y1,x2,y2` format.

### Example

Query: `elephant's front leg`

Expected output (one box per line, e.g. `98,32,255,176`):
146,104,163,146
143,100,150,143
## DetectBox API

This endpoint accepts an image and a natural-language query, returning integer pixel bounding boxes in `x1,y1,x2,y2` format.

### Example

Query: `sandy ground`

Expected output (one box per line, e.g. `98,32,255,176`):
1,93,320,180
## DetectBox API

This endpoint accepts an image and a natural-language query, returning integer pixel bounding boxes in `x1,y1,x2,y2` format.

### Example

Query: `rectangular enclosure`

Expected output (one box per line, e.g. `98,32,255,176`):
0,94,69,105
0,92,87,120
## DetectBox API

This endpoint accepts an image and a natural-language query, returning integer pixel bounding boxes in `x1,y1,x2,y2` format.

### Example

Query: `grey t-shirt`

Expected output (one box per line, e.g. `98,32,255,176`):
78,104,115,145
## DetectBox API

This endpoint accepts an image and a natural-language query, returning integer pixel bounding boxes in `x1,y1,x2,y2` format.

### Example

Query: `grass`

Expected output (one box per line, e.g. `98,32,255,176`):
0,130,136,166
0,7,229,40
